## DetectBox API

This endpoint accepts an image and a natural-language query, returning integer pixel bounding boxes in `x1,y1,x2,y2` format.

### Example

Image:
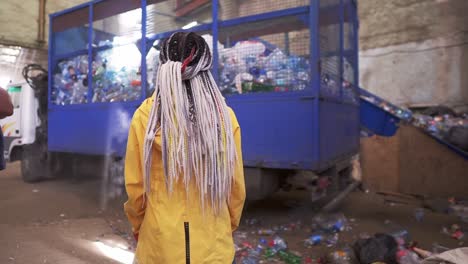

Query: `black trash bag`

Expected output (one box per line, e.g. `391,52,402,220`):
353,233,399,264
444,126,468,152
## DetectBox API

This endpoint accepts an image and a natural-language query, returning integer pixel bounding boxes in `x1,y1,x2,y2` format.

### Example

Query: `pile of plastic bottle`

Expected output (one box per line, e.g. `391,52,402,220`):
52,49,142,105
92,49,141,103
218,40,311,95
52,55,90,105
234,214,352,264
218,39,358,103
412,113,468,140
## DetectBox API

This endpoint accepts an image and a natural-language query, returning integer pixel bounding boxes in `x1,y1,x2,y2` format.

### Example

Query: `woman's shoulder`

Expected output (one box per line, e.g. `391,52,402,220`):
132,97,154,124
226,106,240,131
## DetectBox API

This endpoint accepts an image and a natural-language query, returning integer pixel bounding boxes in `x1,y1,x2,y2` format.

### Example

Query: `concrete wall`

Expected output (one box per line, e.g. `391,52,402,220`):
359,0,468,107
0,0,88,86
0,0,89,49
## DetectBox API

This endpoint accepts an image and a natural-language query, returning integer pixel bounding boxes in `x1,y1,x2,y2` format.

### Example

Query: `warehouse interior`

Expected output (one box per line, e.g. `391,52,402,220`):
0,0,467,263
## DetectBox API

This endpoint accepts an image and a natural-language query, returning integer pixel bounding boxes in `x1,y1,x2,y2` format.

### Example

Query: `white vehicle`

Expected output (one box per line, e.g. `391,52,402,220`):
0,83,40,164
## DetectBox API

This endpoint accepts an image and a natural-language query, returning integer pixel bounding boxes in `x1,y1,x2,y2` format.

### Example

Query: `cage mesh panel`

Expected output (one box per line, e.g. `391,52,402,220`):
220,0,308,20
146,0,212,36
217,16,310,95
319,20,341,98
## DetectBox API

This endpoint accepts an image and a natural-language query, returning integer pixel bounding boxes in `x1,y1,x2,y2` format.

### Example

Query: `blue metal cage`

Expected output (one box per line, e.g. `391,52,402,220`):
48,0,359,171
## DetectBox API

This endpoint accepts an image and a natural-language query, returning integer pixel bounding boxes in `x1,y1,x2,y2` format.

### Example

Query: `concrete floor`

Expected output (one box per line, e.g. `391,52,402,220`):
0,162,463,263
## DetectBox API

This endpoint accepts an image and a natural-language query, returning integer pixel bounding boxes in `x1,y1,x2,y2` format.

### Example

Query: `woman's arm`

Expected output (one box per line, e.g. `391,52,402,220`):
0,88,13,119
124,111,147,239
228,114,246,232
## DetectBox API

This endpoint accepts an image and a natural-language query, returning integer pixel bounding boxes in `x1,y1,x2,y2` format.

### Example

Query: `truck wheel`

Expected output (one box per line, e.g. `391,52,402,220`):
21,144,47,183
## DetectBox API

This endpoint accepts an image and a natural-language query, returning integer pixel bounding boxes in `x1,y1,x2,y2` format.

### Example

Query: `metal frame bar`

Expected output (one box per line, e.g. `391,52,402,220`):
353,0,359,100
310,0,321,167
211,0,219,82
147,23,212,42
339,0,344,100
87,4,94,103
48,14,53,107
141,0,148,100
219,6,308,28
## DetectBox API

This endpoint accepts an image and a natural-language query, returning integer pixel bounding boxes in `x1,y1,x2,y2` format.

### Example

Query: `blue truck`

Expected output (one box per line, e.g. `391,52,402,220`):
12,0,369,203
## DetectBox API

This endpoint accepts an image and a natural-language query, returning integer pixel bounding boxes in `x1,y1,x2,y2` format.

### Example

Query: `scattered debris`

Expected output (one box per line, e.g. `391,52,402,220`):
234,208,468,264
413,112,468,152
257,229,275,236
327,247,356,264
245,218,261,226
442,224,465,240
448,198,468,223
414,208,425,222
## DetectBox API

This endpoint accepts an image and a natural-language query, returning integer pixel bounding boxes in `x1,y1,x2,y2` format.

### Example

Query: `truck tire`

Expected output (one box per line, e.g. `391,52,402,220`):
21,144,47,183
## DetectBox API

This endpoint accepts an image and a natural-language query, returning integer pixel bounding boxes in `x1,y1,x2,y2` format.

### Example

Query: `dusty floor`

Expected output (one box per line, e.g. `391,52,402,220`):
0,162,464,264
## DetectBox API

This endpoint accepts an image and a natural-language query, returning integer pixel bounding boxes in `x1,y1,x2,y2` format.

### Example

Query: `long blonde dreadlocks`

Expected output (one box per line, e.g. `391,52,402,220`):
143,32,237,213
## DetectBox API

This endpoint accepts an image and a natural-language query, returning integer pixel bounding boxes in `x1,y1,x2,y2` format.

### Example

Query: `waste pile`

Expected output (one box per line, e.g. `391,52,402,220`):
52,55,90,105
412,112,468,152
52,46,142,105
51,36,361,106
218,40,357,103
234,211,468,264
449,198,468,223
235,214,352,264
218,41,309,95
361,91,468,152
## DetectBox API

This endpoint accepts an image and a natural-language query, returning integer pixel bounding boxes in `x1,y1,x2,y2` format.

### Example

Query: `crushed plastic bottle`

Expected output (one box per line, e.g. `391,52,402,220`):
312,213,348,233
328,247,355,264
272,235,288,251
241,248,260,264
304,233,324,247
325,233,340,247
278,250,302,264
257,229,275,236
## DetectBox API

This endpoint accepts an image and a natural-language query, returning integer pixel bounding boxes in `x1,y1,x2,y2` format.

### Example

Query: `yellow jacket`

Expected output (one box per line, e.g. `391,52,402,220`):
124,98,245,264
